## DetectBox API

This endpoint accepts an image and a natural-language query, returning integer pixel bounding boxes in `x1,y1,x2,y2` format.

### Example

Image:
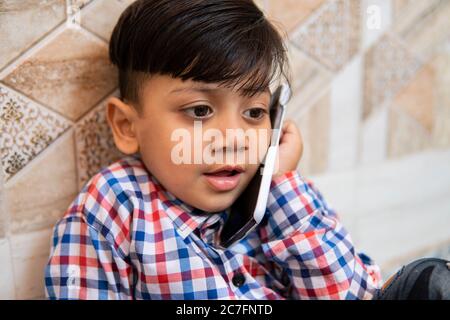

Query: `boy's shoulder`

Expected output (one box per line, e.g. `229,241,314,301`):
86,153,150,192
62,154,154,228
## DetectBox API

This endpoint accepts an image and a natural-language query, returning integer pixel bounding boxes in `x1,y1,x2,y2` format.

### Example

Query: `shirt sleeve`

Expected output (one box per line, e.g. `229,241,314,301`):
45,215,134,299
257,170,382,300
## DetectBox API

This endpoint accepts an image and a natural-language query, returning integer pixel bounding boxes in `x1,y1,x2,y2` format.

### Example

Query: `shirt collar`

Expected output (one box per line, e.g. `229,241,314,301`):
148,171,229,239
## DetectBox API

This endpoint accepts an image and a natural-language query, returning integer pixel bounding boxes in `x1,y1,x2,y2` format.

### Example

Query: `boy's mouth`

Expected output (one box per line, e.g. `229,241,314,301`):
203,166,244,191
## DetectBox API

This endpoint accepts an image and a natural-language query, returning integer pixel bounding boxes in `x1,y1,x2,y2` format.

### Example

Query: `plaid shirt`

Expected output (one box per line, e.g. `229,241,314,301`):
45,154,381,300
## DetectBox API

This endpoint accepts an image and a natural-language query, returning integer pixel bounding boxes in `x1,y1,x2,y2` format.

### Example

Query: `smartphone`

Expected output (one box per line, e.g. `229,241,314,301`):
218,83,291,248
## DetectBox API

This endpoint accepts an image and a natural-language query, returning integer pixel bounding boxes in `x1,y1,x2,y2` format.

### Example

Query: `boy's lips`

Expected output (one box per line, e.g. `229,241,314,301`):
203,165,244,191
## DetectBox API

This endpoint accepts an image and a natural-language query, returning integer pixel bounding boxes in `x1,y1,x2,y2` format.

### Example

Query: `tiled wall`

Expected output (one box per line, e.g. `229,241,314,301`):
0,0,449,299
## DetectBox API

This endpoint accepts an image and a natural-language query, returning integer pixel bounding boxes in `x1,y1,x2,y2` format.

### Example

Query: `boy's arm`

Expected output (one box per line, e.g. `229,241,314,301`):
45,215,134,300
44,175,135,300
257,170,382,300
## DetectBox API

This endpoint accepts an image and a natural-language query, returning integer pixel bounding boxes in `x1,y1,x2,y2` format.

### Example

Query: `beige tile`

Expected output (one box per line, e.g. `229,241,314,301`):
0,238,15,299
392,64,435,133
363,34,422,120
253,0,267,13
296,91,330,176
0,167,6,239
387,107,432,159
267,0,325,34
81,0,135,41
431,50,450,148
394,0,450,61
0,0,66,70
2,28,117,122
4,132,78,234
284,41,332,117
10,228,53,299
75,98,124,189
290,0,361,71
0,84,71,181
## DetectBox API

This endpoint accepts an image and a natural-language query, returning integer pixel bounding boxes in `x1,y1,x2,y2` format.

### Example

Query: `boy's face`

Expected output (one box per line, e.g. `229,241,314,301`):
109,74,272,213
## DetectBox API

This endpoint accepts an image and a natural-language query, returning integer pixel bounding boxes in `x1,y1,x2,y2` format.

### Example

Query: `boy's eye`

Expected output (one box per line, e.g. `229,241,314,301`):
243,107,267,120
183,105,213,119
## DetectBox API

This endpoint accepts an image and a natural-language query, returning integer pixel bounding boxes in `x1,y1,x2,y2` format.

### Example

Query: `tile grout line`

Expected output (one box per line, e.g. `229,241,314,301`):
3,128,75,189
0,22,69,80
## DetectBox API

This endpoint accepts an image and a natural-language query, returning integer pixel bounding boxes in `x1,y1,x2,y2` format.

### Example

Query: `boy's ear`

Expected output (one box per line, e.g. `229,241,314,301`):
106,96,140,155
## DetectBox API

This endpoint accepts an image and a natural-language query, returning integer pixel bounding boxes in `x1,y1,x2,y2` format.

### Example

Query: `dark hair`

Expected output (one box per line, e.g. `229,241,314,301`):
109,0,291,110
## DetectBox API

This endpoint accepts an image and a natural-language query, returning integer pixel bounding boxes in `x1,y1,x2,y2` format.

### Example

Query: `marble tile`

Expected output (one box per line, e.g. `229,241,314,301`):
266,0,325,34
392,0,450,60
0,84,71,181
290,0,361,71
296,91,330,176
358,106,388,166
0,238,15,299
328,55,362,172
10,228,54,299
284,41,332,118
313,149,450,270
4,132,78,234
75,98,124,189
0,0,66,71
2,27,117,122
356,188,450,272
392,64,435,133
363,34,422,120
81,0,135,41
387,107,432,159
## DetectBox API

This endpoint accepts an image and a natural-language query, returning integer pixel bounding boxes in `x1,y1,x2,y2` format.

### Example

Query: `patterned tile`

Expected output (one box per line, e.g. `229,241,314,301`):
387,107,432,159
267,0,325,34
81,0,135,41
296,91,330,176
392,64,435,133
0,0,66,70
363,34,422,120
392,0,441,35
2,27,117,122
284,41,332,118
75,98,124,189
0,85,71,181
290,0,361,71
4,132,78,234
393,0,450,61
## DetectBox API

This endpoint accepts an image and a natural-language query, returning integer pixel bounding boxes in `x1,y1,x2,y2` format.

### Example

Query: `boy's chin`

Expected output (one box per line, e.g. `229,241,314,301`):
195,194,237,213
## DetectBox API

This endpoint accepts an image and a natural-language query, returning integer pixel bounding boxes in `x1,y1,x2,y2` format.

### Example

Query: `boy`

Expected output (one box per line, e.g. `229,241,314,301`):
44,0,382,299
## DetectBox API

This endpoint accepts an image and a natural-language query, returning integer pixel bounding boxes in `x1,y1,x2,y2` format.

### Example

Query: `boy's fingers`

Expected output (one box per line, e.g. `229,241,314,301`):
279,120,301,144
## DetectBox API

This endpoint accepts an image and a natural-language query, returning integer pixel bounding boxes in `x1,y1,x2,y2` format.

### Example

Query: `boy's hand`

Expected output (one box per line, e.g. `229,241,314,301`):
272,119,303,178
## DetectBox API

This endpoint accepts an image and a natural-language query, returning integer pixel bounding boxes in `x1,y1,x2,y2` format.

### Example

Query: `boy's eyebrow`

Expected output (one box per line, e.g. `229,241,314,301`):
170,84,271,95
170,85,218,94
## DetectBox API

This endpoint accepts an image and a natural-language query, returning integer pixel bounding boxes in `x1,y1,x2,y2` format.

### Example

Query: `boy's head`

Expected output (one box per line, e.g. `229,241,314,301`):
106,0,291,212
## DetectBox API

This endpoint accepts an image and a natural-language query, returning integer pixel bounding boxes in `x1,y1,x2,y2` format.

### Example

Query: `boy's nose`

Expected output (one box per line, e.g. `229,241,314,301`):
209,115,249,155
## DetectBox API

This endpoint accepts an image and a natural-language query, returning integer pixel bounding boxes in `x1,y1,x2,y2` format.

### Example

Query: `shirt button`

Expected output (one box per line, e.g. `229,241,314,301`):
232,272,246,287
